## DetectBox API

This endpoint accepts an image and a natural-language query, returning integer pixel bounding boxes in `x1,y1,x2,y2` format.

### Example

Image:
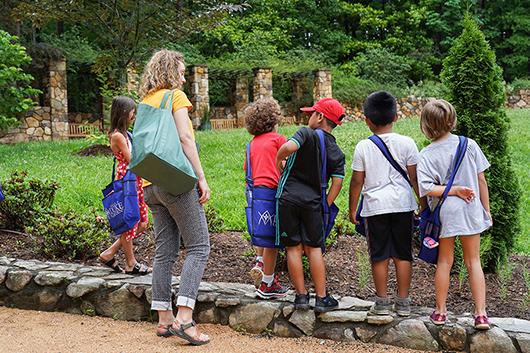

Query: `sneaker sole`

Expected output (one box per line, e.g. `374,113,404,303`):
249,267,263,288
369,309,392,316
314,305,338,313
396,311,411,317
255,290,288,300
430,318,446,326
475,324,490,330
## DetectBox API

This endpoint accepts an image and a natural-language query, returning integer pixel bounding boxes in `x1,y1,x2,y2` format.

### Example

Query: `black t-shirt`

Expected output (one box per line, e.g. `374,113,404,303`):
278,127,345,207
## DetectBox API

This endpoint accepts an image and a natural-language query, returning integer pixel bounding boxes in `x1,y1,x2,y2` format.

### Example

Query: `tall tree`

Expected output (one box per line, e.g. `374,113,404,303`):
441,15,521,271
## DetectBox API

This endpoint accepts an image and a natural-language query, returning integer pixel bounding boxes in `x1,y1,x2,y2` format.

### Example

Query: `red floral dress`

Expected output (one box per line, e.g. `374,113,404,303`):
114,136,149,241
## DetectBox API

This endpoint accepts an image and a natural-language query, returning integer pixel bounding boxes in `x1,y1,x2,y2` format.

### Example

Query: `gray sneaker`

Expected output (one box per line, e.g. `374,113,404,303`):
369,296,392,315
394,296,411,317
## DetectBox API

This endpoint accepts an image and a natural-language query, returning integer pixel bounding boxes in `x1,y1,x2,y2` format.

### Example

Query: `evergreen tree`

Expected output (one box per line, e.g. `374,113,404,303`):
441,15,521,272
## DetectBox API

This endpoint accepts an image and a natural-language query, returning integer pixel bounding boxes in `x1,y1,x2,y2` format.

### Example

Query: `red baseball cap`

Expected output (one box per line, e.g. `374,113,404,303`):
300,97,346,126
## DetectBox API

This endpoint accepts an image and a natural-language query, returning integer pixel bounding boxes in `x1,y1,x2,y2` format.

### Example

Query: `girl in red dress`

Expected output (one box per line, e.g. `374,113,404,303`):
99,96,150,275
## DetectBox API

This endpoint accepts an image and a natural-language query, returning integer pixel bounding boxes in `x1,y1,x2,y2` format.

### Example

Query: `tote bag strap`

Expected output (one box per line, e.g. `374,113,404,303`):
368,135,412,186
436,136,468,210
159,90,175,110
245,142,254,187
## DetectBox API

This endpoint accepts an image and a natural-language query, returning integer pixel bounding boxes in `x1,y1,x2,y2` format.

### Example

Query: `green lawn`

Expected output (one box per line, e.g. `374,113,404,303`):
1,109,528,253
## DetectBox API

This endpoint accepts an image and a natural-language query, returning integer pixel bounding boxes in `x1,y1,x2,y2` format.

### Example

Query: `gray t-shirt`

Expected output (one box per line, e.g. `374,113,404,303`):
418,134,492,237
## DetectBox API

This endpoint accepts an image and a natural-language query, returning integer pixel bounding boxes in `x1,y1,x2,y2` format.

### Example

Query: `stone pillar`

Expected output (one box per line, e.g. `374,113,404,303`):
313,69,332,102
253,68,273,101
292,76,306,103
235,76,249,127
49,58,69,140
187,65,209,128
126,64,140,93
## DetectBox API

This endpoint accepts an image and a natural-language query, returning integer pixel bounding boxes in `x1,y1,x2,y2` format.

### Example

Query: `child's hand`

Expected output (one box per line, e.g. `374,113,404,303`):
486,211,493,225
349,210,359,225
197,177,211,204
453,186,475,203
276,159,286,173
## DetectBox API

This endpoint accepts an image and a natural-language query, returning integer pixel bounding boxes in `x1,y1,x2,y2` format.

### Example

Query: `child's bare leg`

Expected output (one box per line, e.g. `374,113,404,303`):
435,237,455,313
460,234,487,316
286,245,306,294
303,245,326,297
262,248,278,276
393,258,412,298
255,246,264,257
372,259,390,297
99,238,122,261
121,234,137,271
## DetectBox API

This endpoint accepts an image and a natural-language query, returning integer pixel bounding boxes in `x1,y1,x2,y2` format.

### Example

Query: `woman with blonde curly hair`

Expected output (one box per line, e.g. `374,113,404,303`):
244,99,289,299
139,49,211,345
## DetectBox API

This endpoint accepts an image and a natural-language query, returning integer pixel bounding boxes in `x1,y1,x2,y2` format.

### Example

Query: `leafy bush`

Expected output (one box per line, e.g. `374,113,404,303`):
0,171,58,230
506,78,530,95
355,48,412,88
85,132,110,147
204,205,225,233
442,15,521,272
0,30,40,131
407,80,450,99
27,210,110,260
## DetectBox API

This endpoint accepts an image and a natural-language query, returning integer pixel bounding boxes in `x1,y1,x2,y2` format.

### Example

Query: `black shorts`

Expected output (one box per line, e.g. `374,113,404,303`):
366,211,413,262
277,198,324,248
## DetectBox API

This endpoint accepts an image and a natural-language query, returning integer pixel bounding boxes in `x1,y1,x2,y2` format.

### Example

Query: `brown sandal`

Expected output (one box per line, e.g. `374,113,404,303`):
156,324,174,337
169,321,210,346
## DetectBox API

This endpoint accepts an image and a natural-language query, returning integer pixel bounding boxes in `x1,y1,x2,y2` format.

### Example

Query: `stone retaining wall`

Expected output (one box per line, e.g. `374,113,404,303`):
507,89,530,109
1,257,529,352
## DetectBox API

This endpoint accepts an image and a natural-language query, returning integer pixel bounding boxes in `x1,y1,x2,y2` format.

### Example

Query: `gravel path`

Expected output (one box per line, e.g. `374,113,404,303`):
0,307,430,353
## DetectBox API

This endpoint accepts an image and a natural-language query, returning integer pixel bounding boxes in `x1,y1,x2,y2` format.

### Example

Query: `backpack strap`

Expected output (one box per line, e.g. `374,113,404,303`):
245,142,253,187
437,136,468,209
159,90,174,110
315,129,329,210
368,135,412,186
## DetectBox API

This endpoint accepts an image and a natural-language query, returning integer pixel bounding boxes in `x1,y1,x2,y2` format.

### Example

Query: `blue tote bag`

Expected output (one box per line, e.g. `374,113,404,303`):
418,136,468,264
0,183,4,202
245,143,280,248
315,129,340,242
102,133,141,236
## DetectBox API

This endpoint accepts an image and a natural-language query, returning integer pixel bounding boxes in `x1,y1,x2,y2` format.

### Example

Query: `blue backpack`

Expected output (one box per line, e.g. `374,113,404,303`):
418,136,468,264
102,132,141,236
245,143,280,248
355,135,416,236
315,129,340,242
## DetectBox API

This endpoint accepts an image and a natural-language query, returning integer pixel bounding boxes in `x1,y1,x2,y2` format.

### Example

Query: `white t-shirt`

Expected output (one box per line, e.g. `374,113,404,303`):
352,133,419,217
417,134,492,237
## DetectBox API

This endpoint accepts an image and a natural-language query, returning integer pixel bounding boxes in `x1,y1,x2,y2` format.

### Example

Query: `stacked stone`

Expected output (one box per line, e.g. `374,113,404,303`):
313,69,332,101
253,68,273,101
187,65,210,128
343,96,431,121
49,58,69,140
234,76,250,127
1,256,529,353
507,89,530,109
68,113,96,124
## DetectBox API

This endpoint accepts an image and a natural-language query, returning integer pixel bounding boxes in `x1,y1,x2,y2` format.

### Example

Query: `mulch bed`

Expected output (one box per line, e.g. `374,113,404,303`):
76,144,113,157
1,230,528,320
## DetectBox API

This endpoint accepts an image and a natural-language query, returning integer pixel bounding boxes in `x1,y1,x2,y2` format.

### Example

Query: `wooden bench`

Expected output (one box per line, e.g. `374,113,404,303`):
68,122,103,138
210,119,237,130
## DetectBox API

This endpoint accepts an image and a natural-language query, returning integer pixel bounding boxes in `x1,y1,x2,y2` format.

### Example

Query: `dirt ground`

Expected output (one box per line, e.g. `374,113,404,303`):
0,307,429,353
2,230,529,319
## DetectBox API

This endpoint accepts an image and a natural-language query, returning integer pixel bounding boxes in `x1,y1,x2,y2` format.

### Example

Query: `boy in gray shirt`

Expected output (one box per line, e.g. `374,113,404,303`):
349,91,424,317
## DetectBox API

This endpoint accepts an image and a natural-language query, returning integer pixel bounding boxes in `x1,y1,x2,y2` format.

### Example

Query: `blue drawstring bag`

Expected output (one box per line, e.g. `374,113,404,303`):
0,183,5,202
102,133,141,236
315,129,340,242
418,136,467,264
245,143,281,248
355,135,418,236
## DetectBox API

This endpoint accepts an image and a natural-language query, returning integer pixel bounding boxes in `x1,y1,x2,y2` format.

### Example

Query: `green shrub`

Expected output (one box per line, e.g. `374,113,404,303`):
0,171,58,230
506,78,530,95
407,80,450,99
27,210,110,260
355,48,412,88
204,204,226,233
0,30,40,131
441,15,521,272
85,132,110,147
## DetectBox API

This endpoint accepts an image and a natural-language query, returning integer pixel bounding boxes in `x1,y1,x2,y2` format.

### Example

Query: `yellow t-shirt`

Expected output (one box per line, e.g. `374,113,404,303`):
140,89,194,187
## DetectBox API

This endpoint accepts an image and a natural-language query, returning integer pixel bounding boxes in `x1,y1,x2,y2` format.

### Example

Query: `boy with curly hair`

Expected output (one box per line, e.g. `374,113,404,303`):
245,98,289,299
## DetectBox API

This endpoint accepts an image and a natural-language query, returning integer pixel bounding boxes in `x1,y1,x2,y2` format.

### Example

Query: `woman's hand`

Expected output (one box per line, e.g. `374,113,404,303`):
349,210,359,225
197,177,211,204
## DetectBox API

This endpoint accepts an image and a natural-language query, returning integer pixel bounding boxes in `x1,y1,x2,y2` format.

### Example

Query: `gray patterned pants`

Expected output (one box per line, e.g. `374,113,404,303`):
144,185,210,310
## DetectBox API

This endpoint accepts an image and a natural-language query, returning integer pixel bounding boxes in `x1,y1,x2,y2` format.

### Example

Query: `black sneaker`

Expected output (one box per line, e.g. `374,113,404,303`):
294,293,310,310
314,294,338,313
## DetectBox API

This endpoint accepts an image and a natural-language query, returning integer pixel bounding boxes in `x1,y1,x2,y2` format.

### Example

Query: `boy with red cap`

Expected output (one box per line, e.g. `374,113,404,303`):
275,97,346,312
